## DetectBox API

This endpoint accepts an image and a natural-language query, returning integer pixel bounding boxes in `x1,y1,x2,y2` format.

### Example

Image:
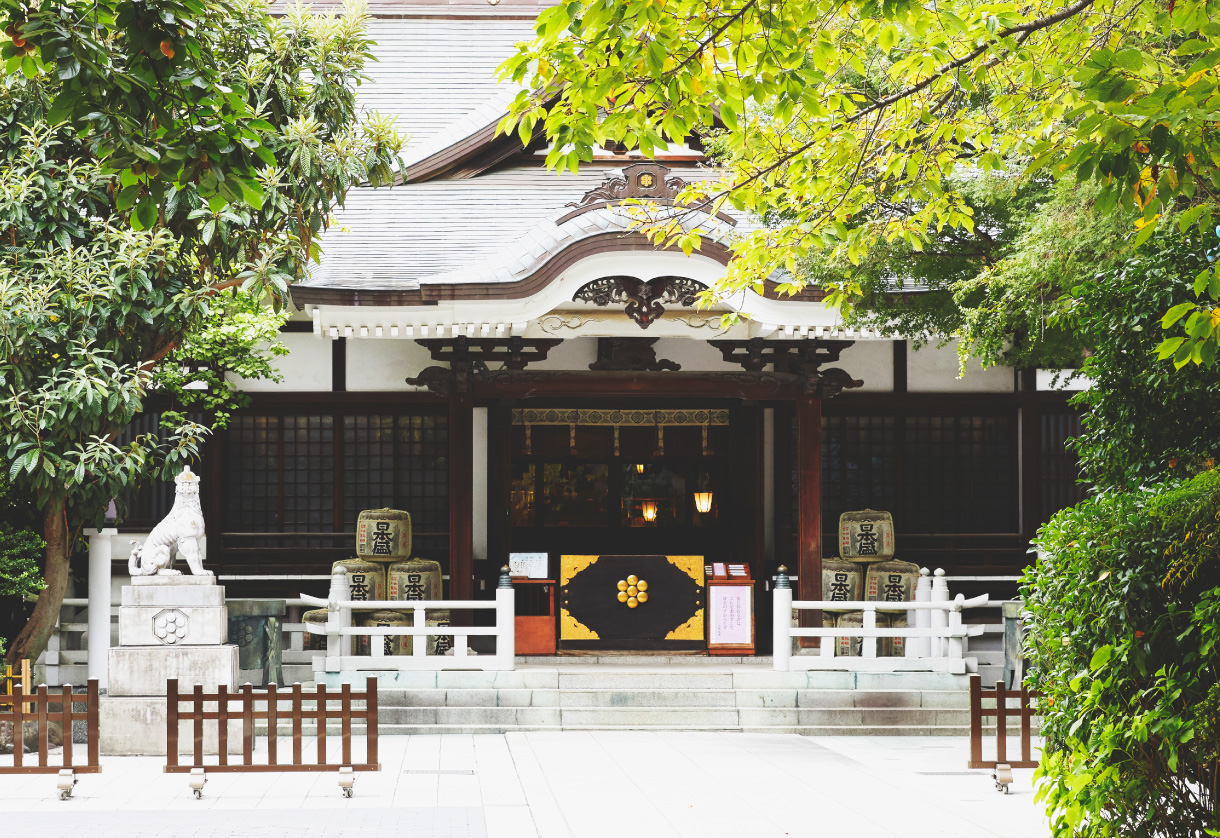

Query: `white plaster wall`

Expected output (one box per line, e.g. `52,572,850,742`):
227,333,330,392
526,337,598,371
833,341,894,392
908,340,1014,392
651,339,740,372
1037,368,1092,391
346,338,436,391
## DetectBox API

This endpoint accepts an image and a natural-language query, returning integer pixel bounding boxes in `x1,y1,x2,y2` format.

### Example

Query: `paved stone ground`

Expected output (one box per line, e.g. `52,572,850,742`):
1,733,1048,838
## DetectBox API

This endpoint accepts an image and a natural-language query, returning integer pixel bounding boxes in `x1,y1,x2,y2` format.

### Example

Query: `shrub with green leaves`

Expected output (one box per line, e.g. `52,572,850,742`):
1024,469,1220,837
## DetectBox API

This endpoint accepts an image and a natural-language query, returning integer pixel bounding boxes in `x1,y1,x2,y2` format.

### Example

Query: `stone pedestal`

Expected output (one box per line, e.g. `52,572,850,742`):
101,575,239,755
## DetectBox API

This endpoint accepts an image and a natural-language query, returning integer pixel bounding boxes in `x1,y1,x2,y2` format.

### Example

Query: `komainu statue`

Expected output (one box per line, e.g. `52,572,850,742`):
128,466,211,577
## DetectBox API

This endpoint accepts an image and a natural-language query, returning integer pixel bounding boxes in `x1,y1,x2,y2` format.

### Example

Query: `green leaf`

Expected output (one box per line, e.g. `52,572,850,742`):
1161,302,1195,328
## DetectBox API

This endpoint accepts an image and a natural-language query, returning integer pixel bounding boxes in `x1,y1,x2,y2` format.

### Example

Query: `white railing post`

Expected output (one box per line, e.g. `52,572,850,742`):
948,594,965,660
86,527,116,690
915,567,932,658
496,566,516,670
931,568,949,658
325,568,350,673
862,606,877,658
412,606,426,657
772,566,792,672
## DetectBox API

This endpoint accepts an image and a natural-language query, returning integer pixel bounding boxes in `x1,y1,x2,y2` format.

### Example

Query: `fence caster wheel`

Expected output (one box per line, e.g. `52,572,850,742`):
338,766,355,798
57,769,76,801
992,763,1013,794
189,767,207,800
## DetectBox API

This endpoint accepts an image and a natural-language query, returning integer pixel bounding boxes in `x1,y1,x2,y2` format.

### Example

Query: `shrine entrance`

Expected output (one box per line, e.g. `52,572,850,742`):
501,406,742,653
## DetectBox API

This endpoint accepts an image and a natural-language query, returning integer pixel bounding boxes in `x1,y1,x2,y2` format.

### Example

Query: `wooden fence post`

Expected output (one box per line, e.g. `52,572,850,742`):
969,674,983,769
365,676,378,769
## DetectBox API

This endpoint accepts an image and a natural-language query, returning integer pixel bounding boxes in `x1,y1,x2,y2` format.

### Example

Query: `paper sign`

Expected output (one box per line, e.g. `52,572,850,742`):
509,553,549,579
710,586,751,645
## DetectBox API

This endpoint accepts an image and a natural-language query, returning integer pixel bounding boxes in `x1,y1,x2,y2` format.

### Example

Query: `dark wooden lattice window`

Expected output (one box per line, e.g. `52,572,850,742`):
822,415,898,530
1039,409,1088,522
791,410,1018,542
900,415,1016,534
117,410,205,530
342,413,449,557
224,414,334,534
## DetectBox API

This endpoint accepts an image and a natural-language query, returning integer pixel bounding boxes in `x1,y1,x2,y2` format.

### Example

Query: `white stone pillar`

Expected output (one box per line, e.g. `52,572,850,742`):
86,527,116,690
472,406,488,562
772,568,792,672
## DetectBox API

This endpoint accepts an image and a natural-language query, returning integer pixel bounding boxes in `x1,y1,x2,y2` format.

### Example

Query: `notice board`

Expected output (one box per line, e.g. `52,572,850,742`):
707,565,754,655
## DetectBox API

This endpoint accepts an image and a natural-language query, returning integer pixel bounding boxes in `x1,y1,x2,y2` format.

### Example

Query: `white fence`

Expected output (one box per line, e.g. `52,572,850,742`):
773,567,988,674
300,568,516,673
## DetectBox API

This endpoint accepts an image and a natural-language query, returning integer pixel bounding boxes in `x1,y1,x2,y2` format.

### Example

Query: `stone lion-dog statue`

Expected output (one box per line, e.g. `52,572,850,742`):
128,466,212,577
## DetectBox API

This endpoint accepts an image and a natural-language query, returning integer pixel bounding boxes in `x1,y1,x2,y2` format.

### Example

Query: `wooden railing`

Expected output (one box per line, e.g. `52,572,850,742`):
166,678,380,781
0,681,101,781
968,674,1040,769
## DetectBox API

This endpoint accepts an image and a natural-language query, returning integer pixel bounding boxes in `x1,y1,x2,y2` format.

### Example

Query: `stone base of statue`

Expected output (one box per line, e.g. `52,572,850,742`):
100,575,240,755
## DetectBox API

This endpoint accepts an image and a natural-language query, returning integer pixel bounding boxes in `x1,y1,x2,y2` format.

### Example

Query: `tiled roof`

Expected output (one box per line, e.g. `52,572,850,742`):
307,165,735,289
355,17,536,164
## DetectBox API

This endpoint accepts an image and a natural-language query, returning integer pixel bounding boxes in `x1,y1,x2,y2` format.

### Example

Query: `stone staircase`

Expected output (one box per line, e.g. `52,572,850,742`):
320,665,997,736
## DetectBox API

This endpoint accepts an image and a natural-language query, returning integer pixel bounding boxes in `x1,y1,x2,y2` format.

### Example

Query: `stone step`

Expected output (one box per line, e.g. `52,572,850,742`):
555,670,736,690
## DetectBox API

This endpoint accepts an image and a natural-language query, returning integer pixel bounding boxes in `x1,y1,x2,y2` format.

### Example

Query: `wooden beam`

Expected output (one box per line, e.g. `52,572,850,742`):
796,393,823,648
474,370,805,400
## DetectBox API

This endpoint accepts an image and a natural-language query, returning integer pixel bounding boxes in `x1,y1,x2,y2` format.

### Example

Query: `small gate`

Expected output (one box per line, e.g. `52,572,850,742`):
165,678,380,793
0,680,102,786
968,674,1039,769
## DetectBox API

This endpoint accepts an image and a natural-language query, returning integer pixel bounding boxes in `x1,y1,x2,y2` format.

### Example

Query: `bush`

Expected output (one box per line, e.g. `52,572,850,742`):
0,522,44,658
1024,469,1220,837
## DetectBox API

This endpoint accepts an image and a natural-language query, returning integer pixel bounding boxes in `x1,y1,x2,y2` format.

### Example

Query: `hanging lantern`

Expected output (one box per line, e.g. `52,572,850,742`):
641,500,658,522
693,491,713,514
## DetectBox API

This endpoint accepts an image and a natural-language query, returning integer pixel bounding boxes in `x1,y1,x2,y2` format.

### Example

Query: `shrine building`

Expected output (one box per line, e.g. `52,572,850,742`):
111,0,1085,661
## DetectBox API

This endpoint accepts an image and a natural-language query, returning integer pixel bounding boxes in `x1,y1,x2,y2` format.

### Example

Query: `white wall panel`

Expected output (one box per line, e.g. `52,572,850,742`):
908,340,1014,392
834,340,894,392
346,338,437,391
525,337,598,371
227,333,330,392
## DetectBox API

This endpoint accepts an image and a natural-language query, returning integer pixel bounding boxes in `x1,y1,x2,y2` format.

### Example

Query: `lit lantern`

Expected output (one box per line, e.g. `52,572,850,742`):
693,491,713,514
641,500,658,522
636,463,645,474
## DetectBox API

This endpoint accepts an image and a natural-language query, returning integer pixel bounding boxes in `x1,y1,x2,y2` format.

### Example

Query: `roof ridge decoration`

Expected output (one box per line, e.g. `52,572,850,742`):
557,162,736,226
573,275,707,330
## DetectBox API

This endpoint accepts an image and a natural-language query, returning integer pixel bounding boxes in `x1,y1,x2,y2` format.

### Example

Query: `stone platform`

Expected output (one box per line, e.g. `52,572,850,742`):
303,663,1031,738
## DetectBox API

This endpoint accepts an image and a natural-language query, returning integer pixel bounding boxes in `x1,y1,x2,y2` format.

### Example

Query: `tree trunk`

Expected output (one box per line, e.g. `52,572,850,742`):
4,497,69,666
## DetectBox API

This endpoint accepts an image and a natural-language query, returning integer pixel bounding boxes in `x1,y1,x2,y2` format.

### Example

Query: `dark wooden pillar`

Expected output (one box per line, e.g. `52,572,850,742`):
796,393,822,647
448,376,474,603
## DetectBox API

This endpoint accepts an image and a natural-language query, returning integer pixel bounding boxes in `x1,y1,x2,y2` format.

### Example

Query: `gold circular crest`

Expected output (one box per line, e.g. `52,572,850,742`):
637,173,655,188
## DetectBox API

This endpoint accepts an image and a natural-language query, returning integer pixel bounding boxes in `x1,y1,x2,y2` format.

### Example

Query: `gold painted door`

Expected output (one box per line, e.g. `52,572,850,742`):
559,555,705,651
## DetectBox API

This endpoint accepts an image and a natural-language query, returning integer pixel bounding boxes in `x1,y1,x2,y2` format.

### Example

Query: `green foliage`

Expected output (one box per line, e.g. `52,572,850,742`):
150,291,289,431
1067,226,1220,489
1024,469,1220,837
502,0,1220,354
0,0,404,524
0,523,43,601
834,178,1134,371
1156,224,1220,369
0,0,403,661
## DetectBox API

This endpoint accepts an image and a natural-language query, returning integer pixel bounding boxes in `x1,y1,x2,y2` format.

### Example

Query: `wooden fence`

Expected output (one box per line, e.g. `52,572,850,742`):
0,680,101,775
165,678,380,774
968,674,1039,769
